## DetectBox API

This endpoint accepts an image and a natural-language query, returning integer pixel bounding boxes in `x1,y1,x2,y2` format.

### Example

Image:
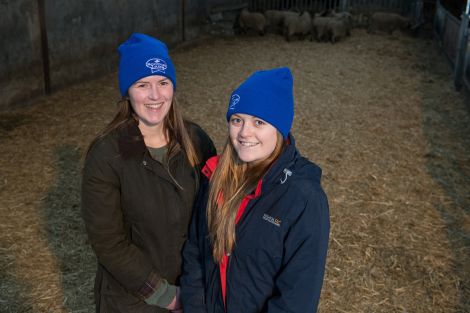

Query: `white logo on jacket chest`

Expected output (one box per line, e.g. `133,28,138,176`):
263,213,281,227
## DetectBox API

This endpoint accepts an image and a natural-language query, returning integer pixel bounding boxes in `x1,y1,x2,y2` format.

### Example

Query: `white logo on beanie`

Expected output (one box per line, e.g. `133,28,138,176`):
230,94,240,110
145,58,167,73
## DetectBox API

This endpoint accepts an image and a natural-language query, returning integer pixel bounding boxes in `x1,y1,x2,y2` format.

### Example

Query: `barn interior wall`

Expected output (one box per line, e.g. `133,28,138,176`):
0,0,439,110
0,0,44,109
0,0,208,110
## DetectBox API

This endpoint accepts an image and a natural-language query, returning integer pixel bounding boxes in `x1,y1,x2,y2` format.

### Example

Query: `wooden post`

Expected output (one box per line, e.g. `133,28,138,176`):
181,0,186,42
453,1,470,91
38,0,51,95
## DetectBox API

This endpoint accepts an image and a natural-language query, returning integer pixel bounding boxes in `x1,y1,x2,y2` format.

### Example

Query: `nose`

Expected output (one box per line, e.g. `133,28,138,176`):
148,84,160,100
239,121,253,138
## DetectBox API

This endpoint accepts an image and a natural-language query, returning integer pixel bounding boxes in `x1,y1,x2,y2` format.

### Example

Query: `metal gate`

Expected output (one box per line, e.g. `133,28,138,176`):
434,1,461,65
247,0,340,12
247,0,418,15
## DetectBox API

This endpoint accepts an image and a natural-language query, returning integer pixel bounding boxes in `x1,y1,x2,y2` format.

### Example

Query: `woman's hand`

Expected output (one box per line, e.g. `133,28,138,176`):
166,286,182,311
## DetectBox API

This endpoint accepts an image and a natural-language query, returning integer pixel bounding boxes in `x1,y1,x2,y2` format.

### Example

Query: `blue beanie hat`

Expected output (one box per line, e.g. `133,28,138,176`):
226,67,294,138
118,33,176,96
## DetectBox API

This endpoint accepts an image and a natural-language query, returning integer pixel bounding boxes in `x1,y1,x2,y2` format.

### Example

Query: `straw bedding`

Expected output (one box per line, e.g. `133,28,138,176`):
0,29,469,312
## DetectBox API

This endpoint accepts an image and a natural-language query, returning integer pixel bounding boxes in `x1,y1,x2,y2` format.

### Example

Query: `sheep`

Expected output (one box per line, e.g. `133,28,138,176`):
282,10,301,22
272,11,300,34
238,8,266,35
264,10,285,34
367,12,410,35
284,11,312,42
262,10,301,35
349,5,371,28
331,11,353,30
328,11,353,43
312,11,353,43
312,15,333,42
328,18,351,43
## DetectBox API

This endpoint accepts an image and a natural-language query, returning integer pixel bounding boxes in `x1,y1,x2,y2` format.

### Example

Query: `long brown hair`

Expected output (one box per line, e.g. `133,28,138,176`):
207,133,285,262
87,95,199,168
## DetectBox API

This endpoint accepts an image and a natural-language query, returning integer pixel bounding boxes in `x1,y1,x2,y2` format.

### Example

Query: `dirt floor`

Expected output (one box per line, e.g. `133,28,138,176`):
0,28,469,313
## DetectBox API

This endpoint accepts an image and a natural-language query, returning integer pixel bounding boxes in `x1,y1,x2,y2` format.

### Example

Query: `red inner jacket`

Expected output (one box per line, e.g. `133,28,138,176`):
201,156,263,306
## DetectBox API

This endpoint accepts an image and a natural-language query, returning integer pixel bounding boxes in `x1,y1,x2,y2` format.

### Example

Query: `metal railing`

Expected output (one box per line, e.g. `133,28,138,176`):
246,0,423,27
434,0,470,90
247,0,418,16
247,0,340,12
434,1,461,65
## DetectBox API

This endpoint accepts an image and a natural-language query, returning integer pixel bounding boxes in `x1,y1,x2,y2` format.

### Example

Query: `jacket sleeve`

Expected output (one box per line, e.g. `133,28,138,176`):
81,143,172,304
262,187,330,313
180,180,208,313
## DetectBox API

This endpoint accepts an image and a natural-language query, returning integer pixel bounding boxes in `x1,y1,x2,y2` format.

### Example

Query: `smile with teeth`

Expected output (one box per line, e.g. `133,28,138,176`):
145,103,163,110
239,140,258,147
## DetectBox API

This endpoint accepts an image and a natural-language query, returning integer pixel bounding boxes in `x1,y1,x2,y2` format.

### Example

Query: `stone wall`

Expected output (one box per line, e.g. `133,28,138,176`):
0,0,212,109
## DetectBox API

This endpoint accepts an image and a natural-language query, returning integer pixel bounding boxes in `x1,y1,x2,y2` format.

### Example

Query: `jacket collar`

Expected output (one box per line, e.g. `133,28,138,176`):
117,119,188,188
117,120,147,160
202,155,219,179
260,134,298,189
201,134,300,189
117,119,184,162
264,133,322,188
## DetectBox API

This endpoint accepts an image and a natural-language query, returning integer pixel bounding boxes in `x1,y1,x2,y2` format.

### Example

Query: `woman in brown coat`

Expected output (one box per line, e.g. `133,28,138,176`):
81,33,216,313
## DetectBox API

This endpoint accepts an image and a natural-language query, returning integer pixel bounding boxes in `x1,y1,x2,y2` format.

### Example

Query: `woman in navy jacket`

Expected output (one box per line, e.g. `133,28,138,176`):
181,67,330,313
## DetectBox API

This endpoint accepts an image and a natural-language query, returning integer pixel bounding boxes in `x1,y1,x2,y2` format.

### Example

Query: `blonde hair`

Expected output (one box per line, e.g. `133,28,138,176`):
206,133,285,262
87,96,199,168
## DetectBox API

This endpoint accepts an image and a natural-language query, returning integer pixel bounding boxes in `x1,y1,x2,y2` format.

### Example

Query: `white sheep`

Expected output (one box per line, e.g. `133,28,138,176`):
238,8,266,35
284,11,312,41
367,12,410,34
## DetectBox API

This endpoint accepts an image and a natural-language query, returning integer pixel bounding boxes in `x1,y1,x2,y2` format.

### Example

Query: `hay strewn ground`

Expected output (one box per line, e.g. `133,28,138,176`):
0,29,469,313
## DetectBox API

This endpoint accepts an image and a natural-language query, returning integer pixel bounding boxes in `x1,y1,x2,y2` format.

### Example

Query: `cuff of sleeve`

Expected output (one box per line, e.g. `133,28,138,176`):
144,279,177,308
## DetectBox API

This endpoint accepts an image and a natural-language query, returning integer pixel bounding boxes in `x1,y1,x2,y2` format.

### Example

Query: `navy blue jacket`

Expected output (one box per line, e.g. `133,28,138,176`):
181,137,330,313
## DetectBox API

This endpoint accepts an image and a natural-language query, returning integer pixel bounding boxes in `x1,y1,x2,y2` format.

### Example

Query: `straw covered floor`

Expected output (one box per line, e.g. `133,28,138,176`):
0,29,469,312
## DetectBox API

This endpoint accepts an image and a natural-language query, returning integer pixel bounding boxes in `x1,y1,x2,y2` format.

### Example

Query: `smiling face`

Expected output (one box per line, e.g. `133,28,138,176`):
128,75,173,130
229,113,280,165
